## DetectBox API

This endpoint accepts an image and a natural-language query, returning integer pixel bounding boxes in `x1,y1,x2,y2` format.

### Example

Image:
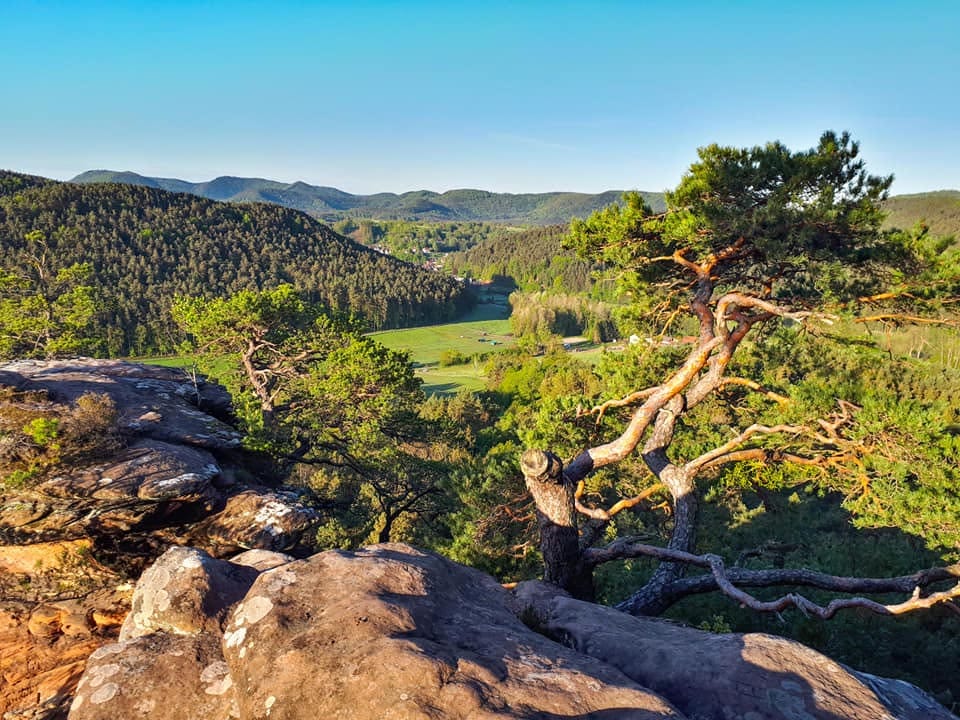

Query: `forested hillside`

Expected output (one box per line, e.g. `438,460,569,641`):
882,190,960,239
445,225,598,293
0,172,471,356
71,169,667,224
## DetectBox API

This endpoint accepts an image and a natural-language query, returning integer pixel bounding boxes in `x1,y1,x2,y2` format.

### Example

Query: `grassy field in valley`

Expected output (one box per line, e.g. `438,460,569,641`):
370,301,513,394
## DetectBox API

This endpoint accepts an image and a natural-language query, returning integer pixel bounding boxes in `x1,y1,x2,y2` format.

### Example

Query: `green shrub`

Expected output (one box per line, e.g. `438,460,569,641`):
0,390,121,488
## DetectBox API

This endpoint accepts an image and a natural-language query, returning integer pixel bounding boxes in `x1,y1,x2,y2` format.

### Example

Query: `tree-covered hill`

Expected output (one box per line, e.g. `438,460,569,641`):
0,171,471,356
445,225,597,293
0,170,55,197
73,170,960,235
882,190,960,239
70,169,667,224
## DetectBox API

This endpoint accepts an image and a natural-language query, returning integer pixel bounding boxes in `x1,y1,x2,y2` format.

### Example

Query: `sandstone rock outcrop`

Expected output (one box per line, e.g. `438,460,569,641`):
0,360,318,719
515,580,956,720
1,360,317,554
69,544,957,720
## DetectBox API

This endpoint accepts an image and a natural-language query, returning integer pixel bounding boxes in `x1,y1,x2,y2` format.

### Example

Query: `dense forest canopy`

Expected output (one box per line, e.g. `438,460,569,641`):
0,172,472,357
445,225,600,294
332,218,508,261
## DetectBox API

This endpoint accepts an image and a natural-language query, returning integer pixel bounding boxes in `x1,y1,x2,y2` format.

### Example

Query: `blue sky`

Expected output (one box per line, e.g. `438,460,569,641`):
2,0,957,194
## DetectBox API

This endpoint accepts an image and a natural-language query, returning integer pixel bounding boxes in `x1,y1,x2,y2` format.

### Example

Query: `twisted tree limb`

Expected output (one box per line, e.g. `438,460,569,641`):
582,537,960,618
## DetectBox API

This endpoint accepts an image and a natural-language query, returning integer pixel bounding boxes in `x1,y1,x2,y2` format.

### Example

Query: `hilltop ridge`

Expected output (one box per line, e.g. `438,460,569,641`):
71,169,666,224
0,170,471,356
71,169,960,236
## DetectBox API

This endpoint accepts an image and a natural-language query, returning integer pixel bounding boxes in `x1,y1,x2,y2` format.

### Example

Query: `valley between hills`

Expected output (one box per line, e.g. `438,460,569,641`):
2,140,960,720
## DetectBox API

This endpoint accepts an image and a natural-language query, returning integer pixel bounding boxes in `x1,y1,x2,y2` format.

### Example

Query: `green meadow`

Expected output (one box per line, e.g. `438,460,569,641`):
135,307,960,399
370,301,513,394
137,301,516,396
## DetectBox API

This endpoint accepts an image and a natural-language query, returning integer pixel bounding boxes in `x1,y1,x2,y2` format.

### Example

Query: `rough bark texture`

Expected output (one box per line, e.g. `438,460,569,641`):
520,449,593,600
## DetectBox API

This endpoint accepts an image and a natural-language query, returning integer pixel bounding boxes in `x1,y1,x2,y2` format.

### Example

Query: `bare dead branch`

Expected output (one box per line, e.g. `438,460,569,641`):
578,387,658,422
715,292,838,328
698,447,823,473
703,237,747,273
855,314,960,327
684,424,805,475
574,482,667,521
858,290,916,304
650,248,704,277
720,377,791,405
565,335,725,483
583,538,960,618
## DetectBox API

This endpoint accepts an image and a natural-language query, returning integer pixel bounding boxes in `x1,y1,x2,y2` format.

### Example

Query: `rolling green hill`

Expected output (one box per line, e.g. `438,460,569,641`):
70,169,666,224
445,225,596,293
0,171,472,356
881,190,960,239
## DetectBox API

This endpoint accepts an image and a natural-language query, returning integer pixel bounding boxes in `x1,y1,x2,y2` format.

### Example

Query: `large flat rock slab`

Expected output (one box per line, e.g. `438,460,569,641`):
515,580,957,720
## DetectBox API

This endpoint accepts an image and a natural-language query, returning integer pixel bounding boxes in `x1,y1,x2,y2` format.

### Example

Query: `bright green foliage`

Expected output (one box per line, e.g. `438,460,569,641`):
567,132,899,323
22,417,60,447
0,230,100,359
509,292,617,343
172,285,456,547
746,330,960,557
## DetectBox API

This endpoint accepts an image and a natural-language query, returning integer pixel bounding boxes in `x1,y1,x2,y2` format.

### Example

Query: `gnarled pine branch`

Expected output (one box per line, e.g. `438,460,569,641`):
582,537,960,618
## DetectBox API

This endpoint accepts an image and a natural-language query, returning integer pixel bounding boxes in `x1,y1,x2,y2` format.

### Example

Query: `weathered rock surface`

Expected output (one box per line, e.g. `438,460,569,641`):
72,544,686,719
0,587,130,720
515,580,957,720
1,360,318,553
69,632,236,720
0,359,239,451
188,489,319,554
0,360,319,720
119,546,259,641
67,544,958,720
0,360,321,549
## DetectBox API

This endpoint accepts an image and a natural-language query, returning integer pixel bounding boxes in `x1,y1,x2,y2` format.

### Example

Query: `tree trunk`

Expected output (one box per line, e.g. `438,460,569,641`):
617,465,698,615
521,449,594,600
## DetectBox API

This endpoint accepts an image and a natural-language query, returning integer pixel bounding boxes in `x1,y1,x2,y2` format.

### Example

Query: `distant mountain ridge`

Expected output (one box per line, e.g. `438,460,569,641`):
880,190,960,240
68,170,960,236
70,169,666,224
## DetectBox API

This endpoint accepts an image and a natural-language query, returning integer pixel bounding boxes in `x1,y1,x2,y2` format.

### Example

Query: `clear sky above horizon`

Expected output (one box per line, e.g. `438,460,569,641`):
2,0,957,195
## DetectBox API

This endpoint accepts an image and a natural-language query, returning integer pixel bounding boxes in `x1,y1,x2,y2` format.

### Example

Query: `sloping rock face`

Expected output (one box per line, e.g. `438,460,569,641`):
68,544,957,720
0,360,318,555
515,580,957,720
70,544,685,720
0,360,318,720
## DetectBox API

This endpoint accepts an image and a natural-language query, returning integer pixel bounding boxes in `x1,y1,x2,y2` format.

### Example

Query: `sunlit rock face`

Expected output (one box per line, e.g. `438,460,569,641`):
0,359,317,720
69,544,956,720
1,359,316,554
